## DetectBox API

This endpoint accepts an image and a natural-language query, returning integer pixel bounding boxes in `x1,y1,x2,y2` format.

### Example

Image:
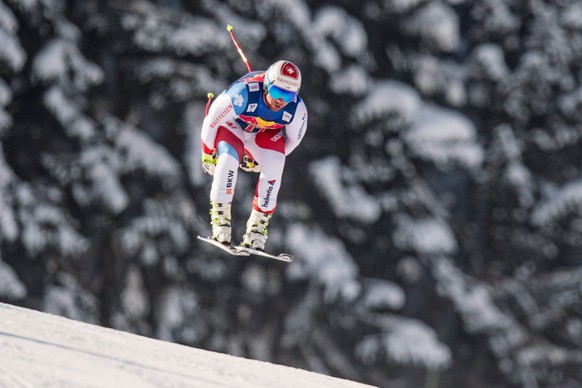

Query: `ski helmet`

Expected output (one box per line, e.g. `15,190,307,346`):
264,60,301,103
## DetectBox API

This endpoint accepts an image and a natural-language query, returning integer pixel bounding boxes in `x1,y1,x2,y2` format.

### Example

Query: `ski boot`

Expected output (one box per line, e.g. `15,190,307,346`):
242,209,272,251
210,202,231,245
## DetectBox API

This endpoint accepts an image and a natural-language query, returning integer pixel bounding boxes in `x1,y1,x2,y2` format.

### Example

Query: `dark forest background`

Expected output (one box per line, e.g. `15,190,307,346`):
1,1,582,387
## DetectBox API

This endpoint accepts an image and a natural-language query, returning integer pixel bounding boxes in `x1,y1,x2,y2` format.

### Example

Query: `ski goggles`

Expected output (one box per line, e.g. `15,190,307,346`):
265,80,297,103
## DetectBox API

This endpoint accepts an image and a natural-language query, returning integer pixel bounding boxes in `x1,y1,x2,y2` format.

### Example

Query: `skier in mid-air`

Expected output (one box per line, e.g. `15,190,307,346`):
200,60,308,251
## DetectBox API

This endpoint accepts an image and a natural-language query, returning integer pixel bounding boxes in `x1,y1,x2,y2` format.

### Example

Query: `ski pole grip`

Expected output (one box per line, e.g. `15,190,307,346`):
205,92,214,116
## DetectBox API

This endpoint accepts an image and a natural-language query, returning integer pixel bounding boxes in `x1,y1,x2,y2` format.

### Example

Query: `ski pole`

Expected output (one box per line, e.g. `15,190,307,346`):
227,24,252,72
205,25,250,116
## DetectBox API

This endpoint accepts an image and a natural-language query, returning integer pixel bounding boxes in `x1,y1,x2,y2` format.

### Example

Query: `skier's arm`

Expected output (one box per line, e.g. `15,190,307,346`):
284,100,308,156
200,92,237,153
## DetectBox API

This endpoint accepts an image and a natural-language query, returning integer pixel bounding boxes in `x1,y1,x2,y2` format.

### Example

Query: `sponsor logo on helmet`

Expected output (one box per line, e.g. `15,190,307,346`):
281,62,299,79
270,61,301,91
274,77,300,90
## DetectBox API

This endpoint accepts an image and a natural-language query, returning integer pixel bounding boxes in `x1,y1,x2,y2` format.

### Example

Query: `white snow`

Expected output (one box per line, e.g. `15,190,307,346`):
0,1,18,33
403,2,459,52
405,104,484,170
407,104,475,141
393,215,457,254
286,223,361,303
531,179,582,226
494,125,534,207
361,278,405,310
309,156,381,224
410,55,467,106
72,146,129,214
0,2,22,73
558,87,582,117
0,27,26,71
155,286,201,343
14,184,89,257
32,39,103,91
352,80,421,126
0,302,373,388
433,257,513,333
42,274,98,324
471,43,509,81
382,320,451,368
313,6,367,58
256,0,311,28
379,0,425,14
354,318,451,369
122,12,230,56
113,120,182,182
311,37,342,72
120,266,149,321
43,85,97,140
561,3,582,30
169,23,229,56
0,259,26,299
329,65,370,96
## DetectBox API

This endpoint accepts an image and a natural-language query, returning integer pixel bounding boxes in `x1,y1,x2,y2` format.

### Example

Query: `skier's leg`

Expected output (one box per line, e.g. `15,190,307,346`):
211,126,244,203
241,129,286,249
244,129,286,213
251,151,285,213
209,126,244,243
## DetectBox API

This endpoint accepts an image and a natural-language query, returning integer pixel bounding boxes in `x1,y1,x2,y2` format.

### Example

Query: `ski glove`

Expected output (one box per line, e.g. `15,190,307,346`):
240,155,260,173
201,151,217,175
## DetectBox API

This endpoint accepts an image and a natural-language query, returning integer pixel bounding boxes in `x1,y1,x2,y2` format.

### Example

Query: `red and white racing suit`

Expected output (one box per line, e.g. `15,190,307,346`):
200,71,308,214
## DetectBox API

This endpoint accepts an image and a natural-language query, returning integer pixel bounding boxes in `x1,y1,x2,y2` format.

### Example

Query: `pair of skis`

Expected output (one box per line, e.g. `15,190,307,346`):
197,236,293,262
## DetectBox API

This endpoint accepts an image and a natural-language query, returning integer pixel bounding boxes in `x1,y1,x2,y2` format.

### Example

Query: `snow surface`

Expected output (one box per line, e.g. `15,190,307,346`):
0,303,375,388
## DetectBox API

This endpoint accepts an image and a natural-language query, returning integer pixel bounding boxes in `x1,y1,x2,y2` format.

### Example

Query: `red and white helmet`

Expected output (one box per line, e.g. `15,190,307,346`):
265,60,302,93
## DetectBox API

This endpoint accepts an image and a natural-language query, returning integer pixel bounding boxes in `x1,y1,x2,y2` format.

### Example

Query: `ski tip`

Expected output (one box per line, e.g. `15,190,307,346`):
277,254,293,262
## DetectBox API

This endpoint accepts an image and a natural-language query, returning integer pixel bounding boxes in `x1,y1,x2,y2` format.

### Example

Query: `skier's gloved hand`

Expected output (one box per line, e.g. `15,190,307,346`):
201,150,217,175
240,155,260,173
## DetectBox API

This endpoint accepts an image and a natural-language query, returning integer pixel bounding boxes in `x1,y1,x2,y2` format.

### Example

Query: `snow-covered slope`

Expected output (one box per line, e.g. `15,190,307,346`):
0,303,374,388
